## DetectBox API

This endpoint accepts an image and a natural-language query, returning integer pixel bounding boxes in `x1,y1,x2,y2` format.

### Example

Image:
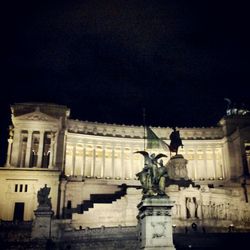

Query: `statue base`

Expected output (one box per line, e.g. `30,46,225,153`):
167,154,189,180
31,205,54,239
137,196,176,250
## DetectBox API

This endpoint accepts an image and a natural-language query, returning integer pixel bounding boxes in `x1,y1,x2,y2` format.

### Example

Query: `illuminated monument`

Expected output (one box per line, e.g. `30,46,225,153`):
135,151,178,250
0,102,250,247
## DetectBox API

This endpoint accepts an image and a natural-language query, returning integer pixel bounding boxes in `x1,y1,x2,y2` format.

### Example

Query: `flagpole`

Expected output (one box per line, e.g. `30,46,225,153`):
143,108,146,151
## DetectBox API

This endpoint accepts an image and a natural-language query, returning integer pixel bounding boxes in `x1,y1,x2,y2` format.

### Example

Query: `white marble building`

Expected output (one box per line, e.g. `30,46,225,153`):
0,102,250,231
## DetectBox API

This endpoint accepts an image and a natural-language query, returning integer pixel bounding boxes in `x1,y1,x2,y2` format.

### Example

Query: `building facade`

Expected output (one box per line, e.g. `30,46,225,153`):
0,102,250,231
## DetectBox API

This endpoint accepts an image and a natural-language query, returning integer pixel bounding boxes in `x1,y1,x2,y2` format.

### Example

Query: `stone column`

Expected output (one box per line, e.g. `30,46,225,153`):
221,148,226,179
6,138,13,166
131,145,134,179
112,145,115,178
72,144,76,175
37,130,45,168
121,146,125,179
11,128,21,167
52,132,58,168
128,147,133,179
212,148,217,179
194,147,198,180
81,145,86,176
102,146,105,178
137,197,176,250
203,148,208,179
25,130,33,167
92,145,96,177
49,132,56,169
217,148,224,179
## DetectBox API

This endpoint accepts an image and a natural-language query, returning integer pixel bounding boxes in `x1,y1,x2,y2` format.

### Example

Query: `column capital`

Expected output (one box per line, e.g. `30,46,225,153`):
8,138,13,144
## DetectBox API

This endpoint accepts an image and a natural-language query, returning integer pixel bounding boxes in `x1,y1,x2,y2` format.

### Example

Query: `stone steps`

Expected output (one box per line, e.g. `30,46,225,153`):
78,184,127,213
71,188,141,228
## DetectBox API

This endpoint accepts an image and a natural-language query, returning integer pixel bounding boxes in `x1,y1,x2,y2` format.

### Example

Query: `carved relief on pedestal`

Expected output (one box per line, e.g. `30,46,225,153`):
167,155,189,180
151,222,167,239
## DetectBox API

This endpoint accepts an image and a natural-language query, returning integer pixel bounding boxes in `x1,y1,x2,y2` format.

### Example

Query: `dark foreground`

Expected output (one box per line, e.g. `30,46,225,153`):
1,222,249,249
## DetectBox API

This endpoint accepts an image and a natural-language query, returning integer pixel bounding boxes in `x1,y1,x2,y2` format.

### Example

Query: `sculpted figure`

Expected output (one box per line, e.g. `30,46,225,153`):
135,151,168,196
37,184,52,208
202,204,209,219
211,203,216,219
196,200,202,219
169,127,183,155
136,163,153,195
157,159,169,195
186,198,196,218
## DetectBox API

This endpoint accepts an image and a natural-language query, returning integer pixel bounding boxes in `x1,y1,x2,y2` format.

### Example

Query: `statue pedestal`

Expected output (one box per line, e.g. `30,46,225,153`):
137,196,176,250
31,206,54,239
167,154,188,180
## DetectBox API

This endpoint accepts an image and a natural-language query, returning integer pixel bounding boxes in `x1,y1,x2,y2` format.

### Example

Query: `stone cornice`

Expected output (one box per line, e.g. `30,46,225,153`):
0,167,61,174
68,119,224,140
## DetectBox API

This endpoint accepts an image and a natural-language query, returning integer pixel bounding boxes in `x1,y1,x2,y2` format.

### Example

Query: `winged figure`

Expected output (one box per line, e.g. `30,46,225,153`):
134,151,168,196
134,151,168,162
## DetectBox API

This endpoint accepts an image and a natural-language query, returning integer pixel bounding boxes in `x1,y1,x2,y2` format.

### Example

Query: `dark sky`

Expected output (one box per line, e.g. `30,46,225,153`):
1,0,250,162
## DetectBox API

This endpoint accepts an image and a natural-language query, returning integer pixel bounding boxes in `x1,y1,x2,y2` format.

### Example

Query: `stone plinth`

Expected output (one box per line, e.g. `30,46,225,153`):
31,206,54,239
137,196,175,250
167,154,188,180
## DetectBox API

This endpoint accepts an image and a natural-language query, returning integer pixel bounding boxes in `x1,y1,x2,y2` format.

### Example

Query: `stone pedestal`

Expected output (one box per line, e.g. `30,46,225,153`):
137,196,176,250
167,154,188,180
31,206,54,239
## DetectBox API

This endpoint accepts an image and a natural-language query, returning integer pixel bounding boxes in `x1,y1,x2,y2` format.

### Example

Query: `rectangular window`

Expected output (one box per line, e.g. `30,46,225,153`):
15,184,18,192
25,184,28,192
19,184,23,192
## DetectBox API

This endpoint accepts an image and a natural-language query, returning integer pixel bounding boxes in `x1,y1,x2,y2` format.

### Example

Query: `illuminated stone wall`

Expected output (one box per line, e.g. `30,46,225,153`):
5,102,246,184
1,102,250,229
69,185,250,230
64,125,227,183
0,168,60,221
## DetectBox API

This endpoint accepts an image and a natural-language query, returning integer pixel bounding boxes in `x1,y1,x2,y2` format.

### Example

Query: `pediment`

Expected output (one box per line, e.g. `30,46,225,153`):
14,110,58,122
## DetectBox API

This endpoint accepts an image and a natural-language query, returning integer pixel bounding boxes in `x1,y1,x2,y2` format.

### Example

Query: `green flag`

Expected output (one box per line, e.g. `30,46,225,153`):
146,126,161,149
146,126,170,151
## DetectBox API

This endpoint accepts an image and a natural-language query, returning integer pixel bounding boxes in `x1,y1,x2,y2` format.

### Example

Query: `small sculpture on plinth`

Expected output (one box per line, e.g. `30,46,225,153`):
135,151,169,197
37,184,52,209
32,184,54,240
167,127,191,184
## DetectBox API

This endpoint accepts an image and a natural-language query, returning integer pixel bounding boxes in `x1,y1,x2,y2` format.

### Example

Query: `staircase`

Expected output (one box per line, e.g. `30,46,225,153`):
77,184,127,214
71,187,141,229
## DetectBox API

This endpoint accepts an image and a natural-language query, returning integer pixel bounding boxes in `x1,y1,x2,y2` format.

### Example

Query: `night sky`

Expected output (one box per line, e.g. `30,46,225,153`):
1,0,250,162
